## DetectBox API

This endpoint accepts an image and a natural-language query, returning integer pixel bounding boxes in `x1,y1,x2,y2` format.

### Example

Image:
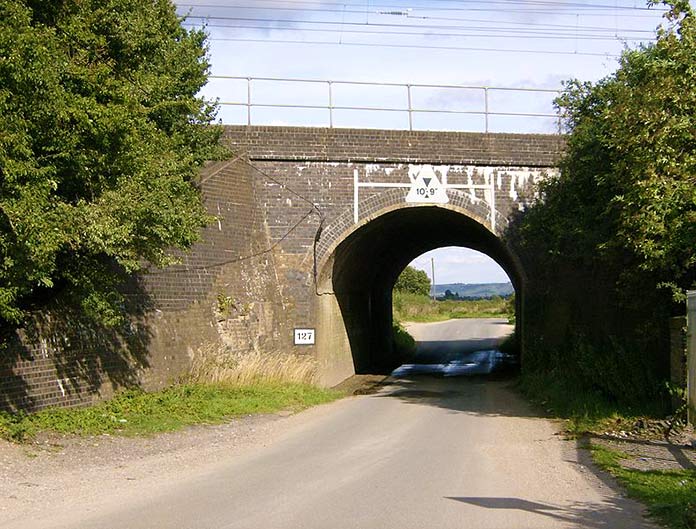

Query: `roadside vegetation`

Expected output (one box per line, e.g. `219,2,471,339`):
392,266,515,324
591,444,696,529
518,372,668,435
0,347,344,443
392,320,416,361
520,372,695,529
0,0,226,328
393,291,513,323
510,5,696,522
508,0,695,409
0,382,342,443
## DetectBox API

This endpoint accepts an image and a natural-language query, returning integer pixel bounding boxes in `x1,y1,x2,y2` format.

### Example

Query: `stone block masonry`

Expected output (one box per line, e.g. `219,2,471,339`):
0,126,564,412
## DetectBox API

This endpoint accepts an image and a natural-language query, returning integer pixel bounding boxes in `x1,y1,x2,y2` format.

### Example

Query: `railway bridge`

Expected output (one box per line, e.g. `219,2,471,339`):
2,126,565,411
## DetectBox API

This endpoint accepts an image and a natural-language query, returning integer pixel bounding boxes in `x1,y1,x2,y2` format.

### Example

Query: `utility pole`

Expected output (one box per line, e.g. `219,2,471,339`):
431,257,436,301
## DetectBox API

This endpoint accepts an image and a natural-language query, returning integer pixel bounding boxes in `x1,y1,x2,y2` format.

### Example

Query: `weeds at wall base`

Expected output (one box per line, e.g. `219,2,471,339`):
0,382,343,443
392,321,416,362
189,346,318,386
517,371,669,436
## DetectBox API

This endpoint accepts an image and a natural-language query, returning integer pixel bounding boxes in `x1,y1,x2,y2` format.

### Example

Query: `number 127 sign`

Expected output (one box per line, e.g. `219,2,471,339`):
294,328,316,345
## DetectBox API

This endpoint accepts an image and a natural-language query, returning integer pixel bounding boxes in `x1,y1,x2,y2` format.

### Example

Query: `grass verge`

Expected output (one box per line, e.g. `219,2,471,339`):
0,382,343,443
520,371,695,528
393,291,512,323
590,443,696,529
518,370,666,435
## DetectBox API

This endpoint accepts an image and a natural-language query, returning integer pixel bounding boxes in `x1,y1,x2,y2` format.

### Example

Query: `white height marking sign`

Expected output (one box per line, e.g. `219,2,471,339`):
352,165,497,233
405,166,449,204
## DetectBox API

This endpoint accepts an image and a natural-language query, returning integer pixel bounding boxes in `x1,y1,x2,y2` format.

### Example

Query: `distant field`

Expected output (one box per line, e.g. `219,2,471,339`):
393,292,513,323
433,282,513,299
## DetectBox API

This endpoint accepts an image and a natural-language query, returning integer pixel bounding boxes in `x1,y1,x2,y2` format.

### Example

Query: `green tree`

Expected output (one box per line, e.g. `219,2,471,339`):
394,266,431,297
510,1,696,403
0,0,226,326
528,0,696,296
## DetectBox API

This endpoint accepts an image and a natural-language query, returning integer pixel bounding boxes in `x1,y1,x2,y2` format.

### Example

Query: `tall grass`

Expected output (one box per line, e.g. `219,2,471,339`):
0,383,341,442
190,345,317,385
518,370,667,435
591,444,696,529
0,346,337,443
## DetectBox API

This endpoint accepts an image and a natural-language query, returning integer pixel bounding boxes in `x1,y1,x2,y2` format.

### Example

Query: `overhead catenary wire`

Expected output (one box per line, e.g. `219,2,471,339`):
175,0,668,17
201,36,623,57
176,2,662,31
175,0,665,57
180,14,657,39
182,21,654,41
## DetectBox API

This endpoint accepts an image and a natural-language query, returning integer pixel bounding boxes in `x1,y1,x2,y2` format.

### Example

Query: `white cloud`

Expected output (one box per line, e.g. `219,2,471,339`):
409,247,510,285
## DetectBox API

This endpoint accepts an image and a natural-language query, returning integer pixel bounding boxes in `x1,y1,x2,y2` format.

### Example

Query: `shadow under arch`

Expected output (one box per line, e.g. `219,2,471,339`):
315,202,525,384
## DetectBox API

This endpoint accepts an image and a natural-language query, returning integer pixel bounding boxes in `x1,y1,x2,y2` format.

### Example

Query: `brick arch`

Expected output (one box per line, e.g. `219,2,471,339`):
316,187,508,272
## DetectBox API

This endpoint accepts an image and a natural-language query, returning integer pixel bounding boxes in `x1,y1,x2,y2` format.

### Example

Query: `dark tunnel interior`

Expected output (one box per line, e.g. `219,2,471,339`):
330,205,522,373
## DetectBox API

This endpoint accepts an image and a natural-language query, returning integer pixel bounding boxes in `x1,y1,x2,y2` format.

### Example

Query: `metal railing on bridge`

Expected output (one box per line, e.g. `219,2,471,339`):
207,76,563,134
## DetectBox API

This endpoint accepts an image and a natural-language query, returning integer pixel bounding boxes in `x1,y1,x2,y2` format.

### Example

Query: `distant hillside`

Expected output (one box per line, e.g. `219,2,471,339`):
433,282,514,299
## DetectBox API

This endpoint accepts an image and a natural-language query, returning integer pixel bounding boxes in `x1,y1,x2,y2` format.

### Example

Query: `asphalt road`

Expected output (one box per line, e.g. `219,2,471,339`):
10,319,656,529
407,317,514,362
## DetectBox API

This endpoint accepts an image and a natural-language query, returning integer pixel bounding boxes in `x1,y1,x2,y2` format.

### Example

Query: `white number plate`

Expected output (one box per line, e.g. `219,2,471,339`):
294,328,315,345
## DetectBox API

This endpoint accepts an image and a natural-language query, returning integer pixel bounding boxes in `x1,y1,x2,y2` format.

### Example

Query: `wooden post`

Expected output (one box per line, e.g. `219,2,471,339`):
431,258,436,301
687,291,696,425
669,317,687,411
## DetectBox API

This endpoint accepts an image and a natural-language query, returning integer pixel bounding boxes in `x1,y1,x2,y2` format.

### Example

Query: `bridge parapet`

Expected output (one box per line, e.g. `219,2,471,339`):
223,126,565,166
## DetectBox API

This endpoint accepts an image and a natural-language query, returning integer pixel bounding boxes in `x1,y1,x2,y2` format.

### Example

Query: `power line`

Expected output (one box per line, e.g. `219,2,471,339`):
175,0,667,18
199,20,653,40
146,207,315,274
407,0,662,9
176,2,661,31
181,14,655,39
176,0,664,12
204,36,622,57
148,158,324,275
183,21,653,41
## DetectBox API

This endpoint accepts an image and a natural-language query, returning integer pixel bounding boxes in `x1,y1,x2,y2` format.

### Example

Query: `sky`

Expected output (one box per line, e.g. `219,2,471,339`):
173,0,681,284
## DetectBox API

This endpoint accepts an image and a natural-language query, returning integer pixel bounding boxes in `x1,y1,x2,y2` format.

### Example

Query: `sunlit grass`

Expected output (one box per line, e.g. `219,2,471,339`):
0,382,343,442
519,370,695,528
393,291,512,323
590,444,696,529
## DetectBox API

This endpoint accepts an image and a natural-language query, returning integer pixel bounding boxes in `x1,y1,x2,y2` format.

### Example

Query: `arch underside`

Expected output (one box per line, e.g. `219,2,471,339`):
319,204,522,378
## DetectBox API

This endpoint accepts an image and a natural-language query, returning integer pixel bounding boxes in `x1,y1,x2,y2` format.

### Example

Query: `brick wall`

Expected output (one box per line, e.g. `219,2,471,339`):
224,126,565,166
1,126,564,412
1,156,295,411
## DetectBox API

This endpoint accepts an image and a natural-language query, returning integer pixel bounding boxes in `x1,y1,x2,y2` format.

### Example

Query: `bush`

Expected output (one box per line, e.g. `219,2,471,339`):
507,2,696,405
392,321,416,362
0,0,226,326
394,266,431,296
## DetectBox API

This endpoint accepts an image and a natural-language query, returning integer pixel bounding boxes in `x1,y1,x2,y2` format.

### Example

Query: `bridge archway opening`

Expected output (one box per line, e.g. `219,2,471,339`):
393,246,516,369
318,205,524,382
